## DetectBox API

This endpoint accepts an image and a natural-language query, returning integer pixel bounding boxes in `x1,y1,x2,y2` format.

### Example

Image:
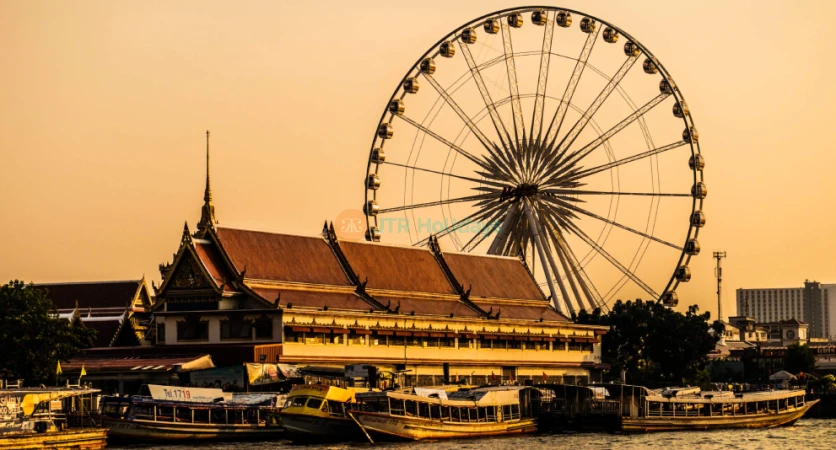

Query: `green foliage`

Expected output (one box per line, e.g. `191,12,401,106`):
783,343,816,375
0,280,96,385
808,374,836,394
576,300,720,386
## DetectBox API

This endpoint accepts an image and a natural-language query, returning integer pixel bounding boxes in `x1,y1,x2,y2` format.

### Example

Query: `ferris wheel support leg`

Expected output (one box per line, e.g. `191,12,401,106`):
488,202,521,255
524,201,572,316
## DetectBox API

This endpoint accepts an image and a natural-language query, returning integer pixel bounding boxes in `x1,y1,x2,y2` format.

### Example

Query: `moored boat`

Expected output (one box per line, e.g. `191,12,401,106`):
350,386,539,440
278,384,369,441
0,386,107,449
620,386,817,432
101,384,284,442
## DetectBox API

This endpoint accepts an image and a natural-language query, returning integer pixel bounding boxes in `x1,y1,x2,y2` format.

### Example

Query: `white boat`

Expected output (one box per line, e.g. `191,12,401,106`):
350,386,539,440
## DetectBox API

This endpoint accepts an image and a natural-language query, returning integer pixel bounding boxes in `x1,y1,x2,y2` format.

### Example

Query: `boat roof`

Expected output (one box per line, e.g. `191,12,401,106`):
286,384,361,402
644,389,806,404
358,386,526,407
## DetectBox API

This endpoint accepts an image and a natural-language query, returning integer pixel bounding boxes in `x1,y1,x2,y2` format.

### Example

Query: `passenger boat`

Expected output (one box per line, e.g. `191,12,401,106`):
620,386,818,432
278,384,369,441
100,384,284,441
0,386,107,449
350,386,539,440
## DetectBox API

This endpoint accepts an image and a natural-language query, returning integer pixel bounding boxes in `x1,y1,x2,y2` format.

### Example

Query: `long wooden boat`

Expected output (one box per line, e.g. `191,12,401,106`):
101,385,284,441
621,387,818,432
0,387,107,449
350,386,539,440
0,428,107,449
278,384,370,441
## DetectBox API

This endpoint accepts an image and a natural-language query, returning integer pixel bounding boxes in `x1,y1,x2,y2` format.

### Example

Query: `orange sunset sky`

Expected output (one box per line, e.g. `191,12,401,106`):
1,0,835,320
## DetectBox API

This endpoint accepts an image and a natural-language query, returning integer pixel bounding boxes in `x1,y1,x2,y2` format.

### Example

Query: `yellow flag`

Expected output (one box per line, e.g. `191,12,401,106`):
56,361,62,375
80,365,87,377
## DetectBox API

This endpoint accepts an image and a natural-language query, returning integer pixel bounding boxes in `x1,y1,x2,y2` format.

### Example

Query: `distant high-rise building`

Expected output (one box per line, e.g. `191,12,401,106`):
736,280,835,339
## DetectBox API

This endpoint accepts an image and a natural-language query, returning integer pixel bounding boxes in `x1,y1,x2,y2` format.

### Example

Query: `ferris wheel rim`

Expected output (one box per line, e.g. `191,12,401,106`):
362,6,705,310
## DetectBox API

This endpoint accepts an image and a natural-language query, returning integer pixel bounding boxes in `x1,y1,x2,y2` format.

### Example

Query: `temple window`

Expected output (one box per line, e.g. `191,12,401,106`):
477,338,492,350
156,322,166,344
306,333,326,345
439,337,455,348
220,314,253,340
254,316,273,340
348,332,366,346
176,315,209,341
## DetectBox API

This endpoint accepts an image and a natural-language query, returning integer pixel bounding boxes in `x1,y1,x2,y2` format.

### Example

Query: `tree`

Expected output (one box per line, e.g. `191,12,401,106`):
576,300,720,386
783,343,816,375
0,280,96,385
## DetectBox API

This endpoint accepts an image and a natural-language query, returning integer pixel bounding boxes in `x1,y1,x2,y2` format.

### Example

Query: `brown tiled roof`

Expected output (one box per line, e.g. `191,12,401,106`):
215,228,350,286
36,281,140,310
83,319,123,347
339,241,455,294
250,288,372,311
374,295,481,318
472,301,568,322
442,252,544,300
194,241,234,286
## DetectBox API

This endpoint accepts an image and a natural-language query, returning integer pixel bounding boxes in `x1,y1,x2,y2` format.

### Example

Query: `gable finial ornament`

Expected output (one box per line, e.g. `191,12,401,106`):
198,130,218,232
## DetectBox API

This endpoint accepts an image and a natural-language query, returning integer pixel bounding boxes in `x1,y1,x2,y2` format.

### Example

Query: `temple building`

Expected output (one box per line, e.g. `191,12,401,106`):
39,278,154,348
145,134,609,385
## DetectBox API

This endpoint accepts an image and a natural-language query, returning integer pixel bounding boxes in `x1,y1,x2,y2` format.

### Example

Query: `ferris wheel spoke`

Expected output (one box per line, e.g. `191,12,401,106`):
541,195,683,251
381,161,509,189
533,210,579,315
541,220,588,312
538,28,600,168
487,201,521,255
538,206,594,311
500,21,525,149
394,114,497,175
566,140,688,182
377,193,501,214
543,53,641,179
552,92,670,176
544,188,691,198
539,204,605,309
530,13,555,146
458,37,517,166
563,218,659,300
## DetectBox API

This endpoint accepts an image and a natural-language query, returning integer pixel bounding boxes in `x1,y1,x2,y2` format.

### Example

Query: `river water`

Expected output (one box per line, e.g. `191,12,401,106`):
109,417,834,450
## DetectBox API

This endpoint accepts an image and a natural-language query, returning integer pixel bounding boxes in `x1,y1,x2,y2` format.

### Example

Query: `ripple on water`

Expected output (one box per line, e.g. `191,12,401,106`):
108,418,836,450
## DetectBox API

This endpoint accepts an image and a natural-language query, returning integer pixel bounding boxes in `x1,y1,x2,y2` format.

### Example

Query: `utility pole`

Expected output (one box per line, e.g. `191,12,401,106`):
714,251,727,323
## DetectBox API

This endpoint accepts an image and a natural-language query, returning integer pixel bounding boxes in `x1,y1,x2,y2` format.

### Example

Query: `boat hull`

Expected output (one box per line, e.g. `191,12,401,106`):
0,428,107,449
102,417,284,442
353,411,537,441
621,399,819,432
279,412,364,441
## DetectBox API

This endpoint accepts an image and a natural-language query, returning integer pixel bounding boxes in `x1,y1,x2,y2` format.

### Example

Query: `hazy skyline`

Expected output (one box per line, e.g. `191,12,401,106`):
2,1,835,320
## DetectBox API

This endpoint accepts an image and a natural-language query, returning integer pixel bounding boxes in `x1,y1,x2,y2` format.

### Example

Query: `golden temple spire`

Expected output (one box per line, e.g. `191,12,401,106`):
198,130,217,231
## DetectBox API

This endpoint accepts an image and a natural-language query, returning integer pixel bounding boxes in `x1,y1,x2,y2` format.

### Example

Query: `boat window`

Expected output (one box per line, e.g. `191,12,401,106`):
404,400,418,417
291,396,308,407
477,407,487,422
328,400,346,416
211,409,226,424
134,405,154,420
502,404,511,420
486,406,496,421
418,401,431,418
193,409,209,423
245,409,260,425
438,405,450,420
510,404,520,420
389,399,405,416
175,407,192,422
157,406,174,421
306,398,324,409
230,409,244,424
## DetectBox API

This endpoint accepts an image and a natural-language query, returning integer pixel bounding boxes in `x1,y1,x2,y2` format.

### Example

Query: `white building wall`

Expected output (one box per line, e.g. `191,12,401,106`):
736,287,804,323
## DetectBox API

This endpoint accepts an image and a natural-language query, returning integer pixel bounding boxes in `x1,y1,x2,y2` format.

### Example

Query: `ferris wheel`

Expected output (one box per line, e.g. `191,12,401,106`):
362,6,705,315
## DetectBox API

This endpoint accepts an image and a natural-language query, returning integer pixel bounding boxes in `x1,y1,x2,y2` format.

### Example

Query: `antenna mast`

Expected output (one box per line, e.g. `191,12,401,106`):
714,251,727,322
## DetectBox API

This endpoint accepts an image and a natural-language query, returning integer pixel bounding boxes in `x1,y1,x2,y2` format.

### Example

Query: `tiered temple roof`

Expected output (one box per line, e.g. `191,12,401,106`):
155,221,567,324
